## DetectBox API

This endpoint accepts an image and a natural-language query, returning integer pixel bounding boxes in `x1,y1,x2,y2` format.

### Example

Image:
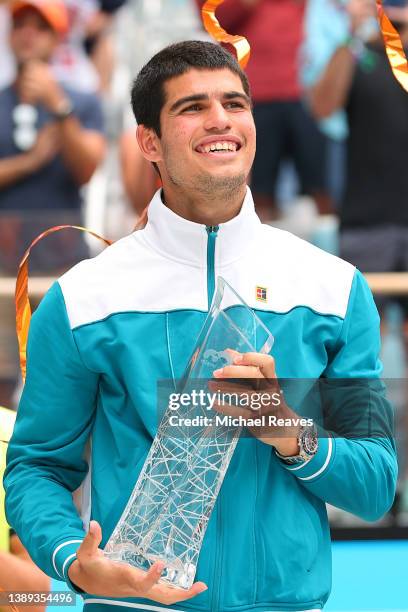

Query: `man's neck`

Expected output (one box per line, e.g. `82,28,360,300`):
161,184,248,226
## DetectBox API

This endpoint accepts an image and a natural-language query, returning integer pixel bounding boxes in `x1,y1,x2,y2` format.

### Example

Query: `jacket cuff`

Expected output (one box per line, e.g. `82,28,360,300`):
65,560,85,595
278,430,335,482
52,539,83,585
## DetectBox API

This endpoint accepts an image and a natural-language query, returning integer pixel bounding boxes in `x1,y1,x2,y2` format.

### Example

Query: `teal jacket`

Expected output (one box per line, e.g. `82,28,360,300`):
4,189,397,612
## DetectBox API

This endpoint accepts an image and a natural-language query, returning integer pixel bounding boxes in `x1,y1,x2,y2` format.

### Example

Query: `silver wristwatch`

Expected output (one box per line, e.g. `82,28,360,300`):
275,424,318,465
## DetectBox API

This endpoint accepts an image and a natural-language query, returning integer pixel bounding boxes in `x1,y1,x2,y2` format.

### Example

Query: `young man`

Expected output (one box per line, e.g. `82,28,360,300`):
4,41,397,612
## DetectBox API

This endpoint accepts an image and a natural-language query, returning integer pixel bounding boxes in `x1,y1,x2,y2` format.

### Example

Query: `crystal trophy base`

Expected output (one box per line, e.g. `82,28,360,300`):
104,277,274,589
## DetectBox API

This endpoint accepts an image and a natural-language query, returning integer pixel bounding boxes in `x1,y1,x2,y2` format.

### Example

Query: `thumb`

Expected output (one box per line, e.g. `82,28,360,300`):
78,520,102,558
225,348,242,362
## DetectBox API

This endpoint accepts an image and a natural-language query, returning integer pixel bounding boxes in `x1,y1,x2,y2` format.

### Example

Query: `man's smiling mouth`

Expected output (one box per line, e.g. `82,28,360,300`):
196,141,240,154
195,137,243,155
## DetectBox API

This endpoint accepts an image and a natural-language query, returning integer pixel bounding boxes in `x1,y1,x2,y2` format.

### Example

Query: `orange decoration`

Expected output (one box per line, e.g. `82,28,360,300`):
377,0,408,92
201,0,251,68
15,225,112,382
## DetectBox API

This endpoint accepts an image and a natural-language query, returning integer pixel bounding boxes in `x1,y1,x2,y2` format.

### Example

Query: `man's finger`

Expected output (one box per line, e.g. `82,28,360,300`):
233,352,276,377
224,348,242,359
149,581,208,605
77,520,102,558
165,581,208,604
213,364,262,379
134,561,165,592
213,353,276,379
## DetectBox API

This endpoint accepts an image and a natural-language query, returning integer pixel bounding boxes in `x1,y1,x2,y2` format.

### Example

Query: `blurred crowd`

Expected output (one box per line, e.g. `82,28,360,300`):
1,0,408,523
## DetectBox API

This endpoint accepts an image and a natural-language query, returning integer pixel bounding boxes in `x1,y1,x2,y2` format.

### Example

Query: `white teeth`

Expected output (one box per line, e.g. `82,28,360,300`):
199,141,239,152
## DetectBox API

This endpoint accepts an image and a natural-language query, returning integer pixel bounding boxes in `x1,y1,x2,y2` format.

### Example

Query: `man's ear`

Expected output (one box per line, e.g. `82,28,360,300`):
137,124,162,163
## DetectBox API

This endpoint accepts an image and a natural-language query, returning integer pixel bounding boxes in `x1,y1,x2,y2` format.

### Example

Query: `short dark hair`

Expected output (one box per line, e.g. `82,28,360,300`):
131,40,251,137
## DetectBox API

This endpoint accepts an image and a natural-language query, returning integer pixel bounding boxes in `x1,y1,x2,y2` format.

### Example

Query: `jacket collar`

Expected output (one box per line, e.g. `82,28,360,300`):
141,187,261,268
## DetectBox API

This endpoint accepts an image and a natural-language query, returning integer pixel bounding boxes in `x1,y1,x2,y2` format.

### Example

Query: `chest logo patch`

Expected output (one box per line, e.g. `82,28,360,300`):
256,286,267,303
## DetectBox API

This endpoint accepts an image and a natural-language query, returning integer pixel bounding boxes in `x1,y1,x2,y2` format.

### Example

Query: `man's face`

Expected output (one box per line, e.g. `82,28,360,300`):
155,68,256,197
10,8,57,65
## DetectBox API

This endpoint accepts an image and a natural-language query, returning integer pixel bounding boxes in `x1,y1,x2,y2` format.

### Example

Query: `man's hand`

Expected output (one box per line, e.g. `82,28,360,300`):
19,61,68,113
68,521,208,604
26,124,60,171
210,350,300,456
347,0,377,36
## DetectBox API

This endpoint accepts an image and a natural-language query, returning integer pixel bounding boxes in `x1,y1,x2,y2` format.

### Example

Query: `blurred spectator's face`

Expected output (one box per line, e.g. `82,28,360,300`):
154,68,255,195
10,8,58,65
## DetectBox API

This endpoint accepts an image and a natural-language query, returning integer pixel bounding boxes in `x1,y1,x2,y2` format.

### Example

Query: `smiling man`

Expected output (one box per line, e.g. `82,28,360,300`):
4,41,397,612
133,50,256,226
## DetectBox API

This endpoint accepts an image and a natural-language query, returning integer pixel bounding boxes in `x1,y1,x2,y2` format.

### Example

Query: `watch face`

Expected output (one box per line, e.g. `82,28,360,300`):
55,99,74,119
276,425,318,464
301,427,318,456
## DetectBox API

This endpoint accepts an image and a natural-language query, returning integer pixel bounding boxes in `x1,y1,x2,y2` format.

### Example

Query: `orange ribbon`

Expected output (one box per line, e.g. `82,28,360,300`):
377,0,408,92
201,0,251,68
15,225,112,382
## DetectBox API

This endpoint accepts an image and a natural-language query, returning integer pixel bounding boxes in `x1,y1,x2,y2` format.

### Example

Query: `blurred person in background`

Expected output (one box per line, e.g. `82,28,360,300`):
0,0,127,95
195,0,332,221
0,0,106,276
0,1,15,90
309,0,408,515
52,0,127,94
310,0,408,280
302,0,351,209
84,0,128,93
119,128,160,217
50,0,102,93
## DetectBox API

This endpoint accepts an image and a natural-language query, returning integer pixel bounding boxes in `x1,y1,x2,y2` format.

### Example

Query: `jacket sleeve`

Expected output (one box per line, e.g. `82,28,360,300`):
3,282,98,584
278,270,398,521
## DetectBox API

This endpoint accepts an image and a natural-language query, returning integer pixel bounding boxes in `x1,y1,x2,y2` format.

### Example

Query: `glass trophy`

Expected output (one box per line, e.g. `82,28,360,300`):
104,277,274,589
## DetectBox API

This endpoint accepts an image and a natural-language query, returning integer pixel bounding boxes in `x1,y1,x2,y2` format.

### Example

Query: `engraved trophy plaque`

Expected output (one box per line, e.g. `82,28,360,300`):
104,278,274,589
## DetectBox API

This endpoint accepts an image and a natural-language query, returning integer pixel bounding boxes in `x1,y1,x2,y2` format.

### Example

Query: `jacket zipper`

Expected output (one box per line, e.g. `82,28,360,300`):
206,224,222,610
206,225,219,310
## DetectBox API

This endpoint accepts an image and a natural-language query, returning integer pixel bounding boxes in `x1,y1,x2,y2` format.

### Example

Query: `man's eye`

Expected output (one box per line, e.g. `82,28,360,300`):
226,101,244,109
183,104,202,112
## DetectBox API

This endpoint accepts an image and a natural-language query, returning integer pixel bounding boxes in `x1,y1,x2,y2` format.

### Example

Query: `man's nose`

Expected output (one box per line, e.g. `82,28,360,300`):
203,102,232,131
